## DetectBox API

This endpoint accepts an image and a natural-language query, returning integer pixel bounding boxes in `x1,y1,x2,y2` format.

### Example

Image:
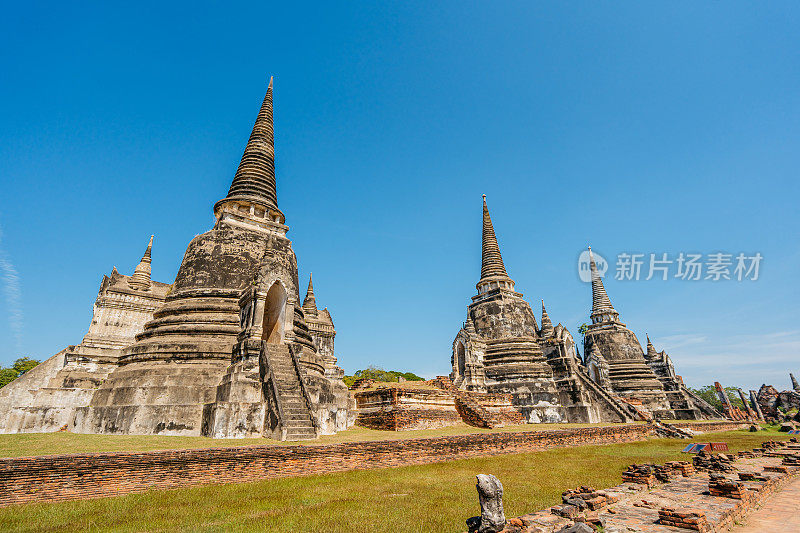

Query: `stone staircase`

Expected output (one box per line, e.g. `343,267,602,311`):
263,343,317,441
573,369,642,422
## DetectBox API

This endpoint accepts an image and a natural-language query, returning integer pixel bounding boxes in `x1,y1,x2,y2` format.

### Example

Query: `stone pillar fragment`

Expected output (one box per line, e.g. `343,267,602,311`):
466,474,506,533
737,388,758,420
749,390,765,420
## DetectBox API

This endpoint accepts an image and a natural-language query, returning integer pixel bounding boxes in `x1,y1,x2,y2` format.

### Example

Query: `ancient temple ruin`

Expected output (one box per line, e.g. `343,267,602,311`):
582,250,674,418
583,251,721,420
756,374,800,420
0,237,170,433
0,79,351,440
449,198,640,423
448,200,721,423
643,334,722,419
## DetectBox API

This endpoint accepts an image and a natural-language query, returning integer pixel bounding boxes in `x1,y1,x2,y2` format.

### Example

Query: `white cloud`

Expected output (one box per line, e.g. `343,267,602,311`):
0,225,23,354
662,330,800,390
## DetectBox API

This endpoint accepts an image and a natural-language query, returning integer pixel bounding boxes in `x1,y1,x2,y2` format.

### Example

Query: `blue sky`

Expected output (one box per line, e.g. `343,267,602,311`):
1,2,798,391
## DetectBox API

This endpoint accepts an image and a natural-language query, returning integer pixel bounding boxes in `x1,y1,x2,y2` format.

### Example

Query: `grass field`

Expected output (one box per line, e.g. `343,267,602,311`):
0,427,786,533
0,422,641,458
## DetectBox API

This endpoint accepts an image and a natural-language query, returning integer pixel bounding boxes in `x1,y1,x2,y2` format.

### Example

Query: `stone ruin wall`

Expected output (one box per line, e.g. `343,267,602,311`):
0,270,170,434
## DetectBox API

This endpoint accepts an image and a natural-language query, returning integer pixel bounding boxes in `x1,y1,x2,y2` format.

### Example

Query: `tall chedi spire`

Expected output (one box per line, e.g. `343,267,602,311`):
214,77,285,225
128,235,154,291
302,273,318,317
540,300,554,337
477,195,515,293
791,373,800,392
588,246,620,324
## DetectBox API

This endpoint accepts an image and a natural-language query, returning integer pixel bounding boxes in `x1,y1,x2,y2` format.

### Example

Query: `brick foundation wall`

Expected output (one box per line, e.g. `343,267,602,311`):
0,421,743,507
672,421,748,433
353,387,522,430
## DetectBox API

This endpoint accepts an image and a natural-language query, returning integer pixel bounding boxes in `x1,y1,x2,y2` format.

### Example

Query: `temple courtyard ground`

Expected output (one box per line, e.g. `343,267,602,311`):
733,475,800,532
0,427,791,533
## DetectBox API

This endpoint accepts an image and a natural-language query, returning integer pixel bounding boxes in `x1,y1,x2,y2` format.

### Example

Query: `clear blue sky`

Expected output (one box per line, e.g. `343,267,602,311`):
1,2,798,392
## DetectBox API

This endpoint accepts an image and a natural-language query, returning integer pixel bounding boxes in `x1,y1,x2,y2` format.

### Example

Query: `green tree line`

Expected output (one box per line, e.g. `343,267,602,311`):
343,366,424,387
687,385,748,412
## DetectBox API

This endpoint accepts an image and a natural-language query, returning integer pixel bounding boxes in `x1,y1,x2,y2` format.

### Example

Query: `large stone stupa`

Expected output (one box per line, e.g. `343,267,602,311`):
582,248,673,418
70,78,350,439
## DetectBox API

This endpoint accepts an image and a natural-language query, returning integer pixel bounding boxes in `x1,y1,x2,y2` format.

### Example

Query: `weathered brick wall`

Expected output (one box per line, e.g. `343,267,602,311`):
0,421,743,507
671,421,748,433
354,386,524,430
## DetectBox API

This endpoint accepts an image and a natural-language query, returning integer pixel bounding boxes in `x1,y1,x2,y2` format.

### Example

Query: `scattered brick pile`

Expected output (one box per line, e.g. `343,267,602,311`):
560,486,619,511
738,471,769,481
761,440,786,450
736,450,760,458
692,451,734,472
708,474,749,500
620,463,678,485
481,436,796,533
349,378,375,390
780,454,800,466
657,507,710,532
665,460,695,477
427,375,455,390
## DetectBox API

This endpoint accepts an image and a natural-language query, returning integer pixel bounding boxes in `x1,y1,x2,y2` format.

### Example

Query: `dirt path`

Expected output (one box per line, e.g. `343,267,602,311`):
734,476,800,531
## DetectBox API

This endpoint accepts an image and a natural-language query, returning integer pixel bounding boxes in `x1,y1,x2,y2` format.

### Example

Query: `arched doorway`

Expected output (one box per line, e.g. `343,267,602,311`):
262,282,287,344
456,342,466,377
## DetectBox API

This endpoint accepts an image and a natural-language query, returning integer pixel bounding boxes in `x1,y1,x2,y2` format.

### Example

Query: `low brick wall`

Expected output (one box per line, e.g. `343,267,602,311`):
0,421,744,507
672,420,748,434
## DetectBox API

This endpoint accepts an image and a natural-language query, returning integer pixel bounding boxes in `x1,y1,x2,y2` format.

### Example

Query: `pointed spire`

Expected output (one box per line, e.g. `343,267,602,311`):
302,273,318,317
646,334,657,357
588,246,618,321
465,315,476,333
791,373,800,392
540,300,554,337
128,235,154,291
215,77,282,218
477,195,513,291
588,342,607,364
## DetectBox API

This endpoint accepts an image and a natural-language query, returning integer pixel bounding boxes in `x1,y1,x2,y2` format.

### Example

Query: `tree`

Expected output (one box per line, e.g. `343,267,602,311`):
0,368,18,388
577,323,589,347
343,366,424,387
12,357,39,376
0,357,41,389
688,385,746,412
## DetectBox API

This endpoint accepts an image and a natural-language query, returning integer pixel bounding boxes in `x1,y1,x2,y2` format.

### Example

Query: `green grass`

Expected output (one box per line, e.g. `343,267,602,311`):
0,422,643,458
0,428,787,533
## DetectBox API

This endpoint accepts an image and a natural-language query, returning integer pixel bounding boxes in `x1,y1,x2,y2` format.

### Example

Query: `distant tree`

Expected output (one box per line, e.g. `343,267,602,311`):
344,366,424,386
688,385,746,412
12,357,39,376
578,323,589,347
0,357,41,389
0,368,18,388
